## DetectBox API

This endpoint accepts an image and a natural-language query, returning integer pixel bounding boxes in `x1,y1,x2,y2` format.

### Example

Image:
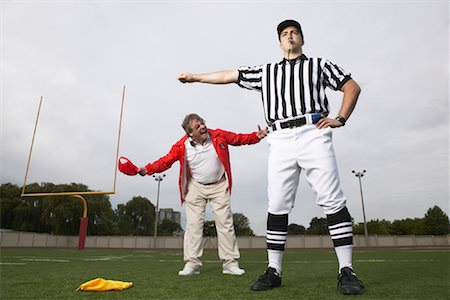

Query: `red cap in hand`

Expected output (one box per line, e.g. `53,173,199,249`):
118,156,139,176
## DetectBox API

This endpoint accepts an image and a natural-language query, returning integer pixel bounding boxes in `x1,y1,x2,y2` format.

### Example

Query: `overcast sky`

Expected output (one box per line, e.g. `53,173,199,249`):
1,0,448,235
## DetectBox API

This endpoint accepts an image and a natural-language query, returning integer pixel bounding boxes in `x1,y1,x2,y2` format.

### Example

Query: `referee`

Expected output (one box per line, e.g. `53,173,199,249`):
177,19,364,295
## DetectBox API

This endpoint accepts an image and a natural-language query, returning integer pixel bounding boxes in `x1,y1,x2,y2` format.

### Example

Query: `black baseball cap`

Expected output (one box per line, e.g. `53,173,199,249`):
277,19,303,40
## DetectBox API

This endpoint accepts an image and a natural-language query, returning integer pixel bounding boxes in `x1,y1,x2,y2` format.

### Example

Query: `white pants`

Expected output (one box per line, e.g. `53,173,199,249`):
183,176,240,269
266,125,346,215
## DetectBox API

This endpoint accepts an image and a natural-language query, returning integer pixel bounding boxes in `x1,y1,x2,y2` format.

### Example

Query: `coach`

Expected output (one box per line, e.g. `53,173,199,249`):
177,20,364,295
138,113,268,277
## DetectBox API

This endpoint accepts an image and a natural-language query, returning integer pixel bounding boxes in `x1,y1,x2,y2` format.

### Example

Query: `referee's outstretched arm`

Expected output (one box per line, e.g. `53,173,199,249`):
177,70,238,84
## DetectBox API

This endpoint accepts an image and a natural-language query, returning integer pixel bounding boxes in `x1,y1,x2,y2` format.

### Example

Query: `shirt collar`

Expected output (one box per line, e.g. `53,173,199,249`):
280,54,308,64
188,133,211,147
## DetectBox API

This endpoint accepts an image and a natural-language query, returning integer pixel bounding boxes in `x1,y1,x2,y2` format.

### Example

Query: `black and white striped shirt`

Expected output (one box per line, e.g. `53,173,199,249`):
237,54,351,125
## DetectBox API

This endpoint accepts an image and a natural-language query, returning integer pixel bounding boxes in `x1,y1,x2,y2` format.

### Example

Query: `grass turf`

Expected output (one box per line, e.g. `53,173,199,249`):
0,247,449,299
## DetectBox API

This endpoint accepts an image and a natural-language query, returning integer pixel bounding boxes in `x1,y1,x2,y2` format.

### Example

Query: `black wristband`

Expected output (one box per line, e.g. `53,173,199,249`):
335,115,346,126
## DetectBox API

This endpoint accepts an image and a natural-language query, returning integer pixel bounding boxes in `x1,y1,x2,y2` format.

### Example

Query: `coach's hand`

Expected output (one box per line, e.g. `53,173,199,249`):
138,167,148,176
256,125,269,139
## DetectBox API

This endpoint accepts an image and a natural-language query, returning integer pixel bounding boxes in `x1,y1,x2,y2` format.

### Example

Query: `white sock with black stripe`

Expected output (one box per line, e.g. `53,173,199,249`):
266,213,288,275
326,207,354,273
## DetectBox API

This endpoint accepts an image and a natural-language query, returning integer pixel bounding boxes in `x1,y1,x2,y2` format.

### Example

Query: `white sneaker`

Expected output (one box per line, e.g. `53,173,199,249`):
178,265,200,276
223,266,245,275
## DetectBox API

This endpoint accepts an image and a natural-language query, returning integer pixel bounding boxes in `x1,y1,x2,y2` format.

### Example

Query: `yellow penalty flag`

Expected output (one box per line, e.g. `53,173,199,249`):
76,278,133,292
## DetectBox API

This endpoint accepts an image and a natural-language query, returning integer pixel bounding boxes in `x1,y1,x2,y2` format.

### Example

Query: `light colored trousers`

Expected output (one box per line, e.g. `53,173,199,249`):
183,176,240,269
266,125,347,215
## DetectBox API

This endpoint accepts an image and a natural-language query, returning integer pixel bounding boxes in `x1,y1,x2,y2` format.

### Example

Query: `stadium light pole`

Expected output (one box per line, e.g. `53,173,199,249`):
153,174,165,248
352,170,369,239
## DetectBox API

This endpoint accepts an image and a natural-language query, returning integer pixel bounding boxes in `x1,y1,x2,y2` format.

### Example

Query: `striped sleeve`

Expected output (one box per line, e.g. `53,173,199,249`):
321,59,352,91
237,65,264,91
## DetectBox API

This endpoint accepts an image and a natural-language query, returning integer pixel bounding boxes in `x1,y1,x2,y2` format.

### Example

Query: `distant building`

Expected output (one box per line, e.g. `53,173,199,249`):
158,208,181,225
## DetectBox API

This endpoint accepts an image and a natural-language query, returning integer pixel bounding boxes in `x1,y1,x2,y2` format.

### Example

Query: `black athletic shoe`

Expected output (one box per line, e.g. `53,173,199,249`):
250,267,282,291
337,267,365,295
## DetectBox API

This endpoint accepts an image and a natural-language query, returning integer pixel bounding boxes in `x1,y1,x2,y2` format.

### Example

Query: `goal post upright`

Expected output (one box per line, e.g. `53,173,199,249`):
21,86,126,250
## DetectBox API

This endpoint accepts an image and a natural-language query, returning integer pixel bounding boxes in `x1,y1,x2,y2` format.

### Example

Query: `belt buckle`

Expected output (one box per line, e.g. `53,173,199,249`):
288,119,296,129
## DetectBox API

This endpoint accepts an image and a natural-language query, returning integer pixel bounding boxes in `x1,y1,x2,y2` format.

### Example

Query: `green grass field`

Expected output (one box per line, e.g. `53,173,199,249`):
0,247,449,299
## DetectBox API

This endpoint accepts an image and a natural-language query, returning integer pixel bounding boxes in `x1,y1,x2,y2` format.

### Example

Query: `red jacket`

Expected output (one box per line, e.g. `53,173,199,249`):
144,129,261,203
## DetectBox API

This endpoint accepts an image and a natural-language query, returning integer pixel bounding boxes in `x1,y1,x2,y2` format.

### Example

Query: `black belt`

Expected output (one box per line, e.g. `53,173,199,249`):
271,114,324,131
271,117,307,131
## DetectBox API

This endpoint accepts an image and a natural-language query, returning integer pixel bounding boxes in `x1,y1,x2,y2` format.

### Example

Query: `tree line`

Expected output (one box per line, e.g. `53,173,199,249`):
1,183,448,236
287,206,449,235
1,183,179,236
0,183,254,236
